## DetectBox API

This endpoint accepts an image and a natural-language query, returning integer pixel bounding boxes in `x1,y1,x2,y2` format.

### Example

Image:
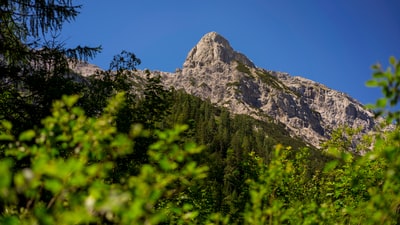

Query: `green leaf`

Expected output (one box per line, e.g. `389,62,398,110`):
371,63,381,70
0,133,14,141
0,159,13,192
0,120,12,130
62,95,79,107
372,71,385,79
44,179,63,194
396,61,400,76
14,173,25,190
389,56,396,66
0,216,20,225
376,98,387,108
18,130,36,141
365,80,379,87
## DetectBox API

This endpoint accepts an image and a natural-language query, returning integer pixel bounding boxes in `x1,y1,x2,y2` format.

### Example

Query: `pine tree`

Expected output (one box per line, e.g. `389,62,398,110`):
0,0,100,134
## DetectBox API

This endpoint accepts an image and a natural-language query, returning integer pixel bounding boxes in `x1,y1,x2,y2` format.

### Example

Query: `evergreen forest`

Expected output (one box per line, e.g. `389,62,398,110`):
1,1,400,224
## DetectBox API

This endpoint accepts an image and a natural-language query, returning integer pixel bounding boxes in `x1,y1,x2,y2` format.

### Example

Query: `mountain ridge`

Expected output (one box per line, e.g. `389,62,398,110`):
161,32,376,148
73,31,377,148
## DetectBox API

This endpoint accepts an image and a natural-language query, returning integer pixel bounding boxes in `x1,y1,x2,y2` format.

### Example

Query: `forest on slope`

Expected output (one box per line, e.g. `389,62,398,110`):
1,1,400,224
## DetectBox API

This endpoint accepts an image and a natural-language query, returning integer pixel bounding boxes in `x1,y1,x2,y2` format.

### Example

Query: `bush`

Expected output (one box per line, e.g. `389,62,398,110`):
0,93,208,224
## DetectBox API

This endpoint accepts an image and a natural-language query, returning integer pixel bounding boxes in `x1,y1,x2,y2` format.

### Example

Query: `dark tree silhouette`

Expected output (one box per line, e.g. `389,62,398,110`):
0,0,100,134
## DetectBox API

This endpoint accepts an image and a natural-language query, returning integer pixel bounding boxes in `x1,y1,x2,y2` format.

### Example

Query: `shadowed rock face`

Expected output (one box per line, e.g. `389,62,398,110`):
73,31,378,148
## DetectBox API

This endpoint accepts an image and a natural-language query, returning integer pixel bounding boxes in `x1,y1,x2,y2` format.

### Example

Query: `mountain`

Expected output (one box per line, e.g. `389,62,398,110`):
158,32,376,148
73,31,377,148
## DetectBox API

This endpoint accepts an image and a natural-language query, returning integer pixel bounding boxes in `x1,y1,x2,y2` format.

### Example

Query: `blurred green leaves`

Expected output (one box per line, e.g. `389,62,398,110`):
366,56,400,123
0,93,208,224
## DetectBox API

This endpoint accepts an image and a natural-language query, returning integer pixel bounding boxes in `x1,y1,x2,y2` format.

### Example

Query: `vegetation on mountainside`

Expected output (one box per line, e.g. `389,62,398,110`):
235,61,300,97
235,61,252,75
2,1,400,224
366,56,400,124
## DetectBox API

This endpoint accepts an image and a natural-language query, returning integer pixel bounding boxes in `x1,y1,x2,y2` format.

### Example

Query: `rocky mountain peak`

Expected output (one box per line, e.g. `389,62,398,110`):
73,32,380,149
183,32,255,69
161,32,379,148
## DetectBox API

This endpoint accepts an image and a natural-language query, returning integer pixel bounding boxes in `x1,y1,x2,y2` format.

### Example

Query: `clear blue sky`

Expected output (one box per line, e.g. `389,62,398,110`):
61,0,400,105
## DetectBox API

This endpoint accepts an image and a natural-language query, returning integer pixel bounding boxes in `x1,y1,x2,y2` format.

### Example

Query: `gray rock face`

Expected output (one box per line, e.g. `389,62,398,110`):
72,31,378,148
161,32,377,147
69,61,102,77
183,32,255,69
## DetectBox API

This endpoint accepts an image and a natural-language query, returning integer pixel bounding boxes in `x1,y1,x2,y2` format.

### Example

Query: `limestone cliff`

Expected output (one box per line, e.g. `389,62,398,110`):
72,31,378,148
160,32,376,147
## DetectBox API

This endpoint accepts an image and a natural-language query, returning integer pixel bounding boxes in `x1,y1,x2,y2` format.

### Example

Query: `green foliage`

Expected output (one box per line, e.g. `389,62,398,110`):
0,0,101,135
166,90,308,153
0,94,208,224
255,70,300,97
0,0,100,65
241,140,399,224
366,56,400,123
227,81,240,87
236,62,252,75
238,56,400,224
109,50,141,72
321,125,363,153
256,70,282,90
162,90,321,222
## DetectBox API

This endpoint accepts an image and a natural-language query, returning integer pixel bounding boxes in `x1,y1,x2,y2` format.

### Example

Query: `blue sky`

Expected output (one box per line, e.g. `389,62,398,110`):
61,0,400,105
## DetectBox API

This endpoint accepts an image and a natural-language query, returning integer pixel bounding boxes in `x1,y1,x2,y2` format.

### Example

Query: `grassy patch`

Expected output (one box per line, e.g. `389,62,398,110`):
236,61,251,75
256,71,282,89
227,81,240,87
256,70,300,97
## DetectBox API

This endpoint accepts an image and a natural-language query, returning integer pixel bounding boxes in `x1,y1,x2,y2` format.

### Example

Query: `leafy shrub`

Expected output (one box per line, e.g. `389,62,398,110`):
0,93,208,224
